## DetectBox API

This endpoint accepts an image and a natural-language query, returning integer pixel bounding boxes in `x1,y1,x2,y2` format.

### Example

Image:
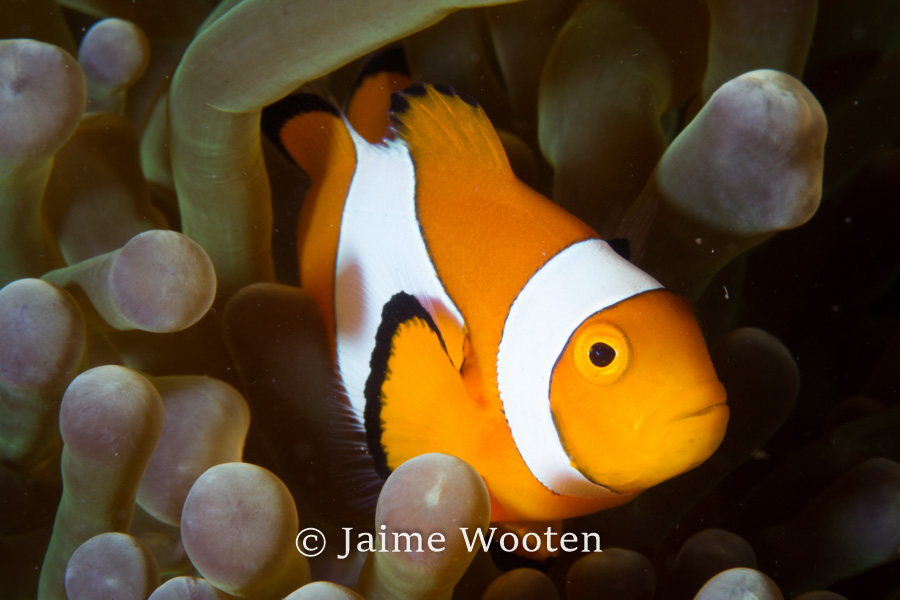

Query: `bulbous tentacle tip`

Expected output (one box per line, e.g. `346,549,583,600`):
0,39,85,170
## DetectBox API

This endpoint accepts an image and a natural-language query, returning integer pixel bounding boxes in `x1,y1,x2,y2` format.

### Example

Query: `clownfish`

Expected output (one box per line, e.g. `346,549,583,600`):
262,63,728,523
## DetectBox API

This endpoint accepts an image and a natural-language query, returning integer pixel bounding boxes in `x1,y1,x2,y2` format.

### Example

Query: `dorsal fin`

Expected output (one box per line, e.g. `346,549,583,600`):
346,46,413,144
388,83,511,175
261,93,353,182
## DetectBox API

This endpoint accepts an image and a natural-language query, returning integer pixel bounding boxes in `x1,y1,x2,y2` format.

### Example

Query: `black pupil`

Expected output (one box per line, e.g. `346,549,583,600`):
589,342,616,368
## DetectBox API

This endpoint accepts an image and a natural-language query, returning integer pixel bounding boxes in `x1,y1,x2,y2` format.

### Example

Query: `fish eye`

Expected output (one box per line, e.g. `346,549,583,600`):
569,320,630,385
589,342,617,368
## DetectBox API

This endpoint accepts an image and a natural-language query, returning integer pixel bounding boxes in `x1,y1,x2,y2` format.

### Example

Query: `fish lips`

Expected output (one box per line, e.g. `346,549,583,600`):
592,381,729,495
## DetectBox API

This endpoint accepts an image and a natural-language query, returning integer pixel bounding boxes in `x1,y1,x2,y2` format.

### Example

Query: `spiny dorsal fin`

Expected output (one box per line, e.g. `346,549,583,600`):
261,93,353,182
388,83,511,175
346,46,413,144
261,93,355,337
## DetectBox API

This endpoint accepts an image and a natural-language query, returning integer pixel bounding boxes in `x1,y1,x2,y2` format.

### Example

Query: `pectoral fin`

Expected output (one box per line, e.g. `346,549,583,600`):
365,292,478,477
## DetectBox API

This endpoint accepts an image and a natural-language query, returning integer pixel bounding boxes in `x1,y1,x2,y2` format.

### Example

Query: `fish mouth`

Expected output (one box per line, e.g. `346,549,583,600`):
565,381,729,496
587,386,729,495
638,381,728,450
675,401,728,421
581,393,729,495
659,381,728,423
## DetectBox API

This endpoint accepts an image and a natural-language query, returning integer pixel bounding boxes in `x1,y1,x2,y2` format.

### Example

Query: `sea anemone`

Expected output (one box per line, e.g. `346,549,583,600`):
1,1,898,598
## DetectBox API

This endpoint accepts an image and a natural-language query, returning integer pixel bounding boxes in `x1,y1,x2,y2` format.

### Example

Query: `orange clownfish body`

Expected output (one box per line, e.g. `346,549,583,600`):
263,71,728,523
